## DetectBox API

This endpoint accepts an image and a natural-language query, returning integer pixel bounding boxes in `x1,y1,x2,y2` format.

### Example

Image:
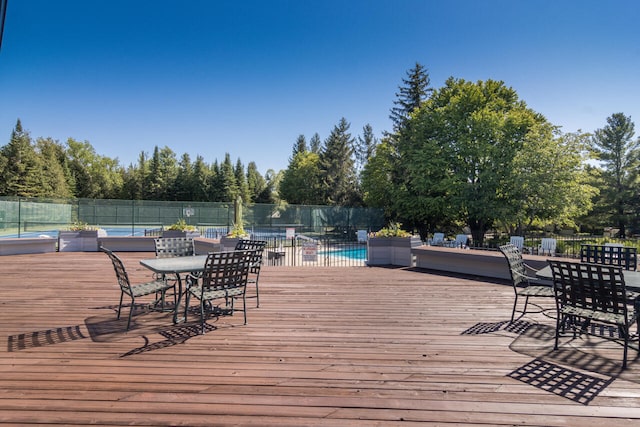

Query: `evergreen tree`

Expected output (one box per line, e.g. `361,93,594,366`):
355,124,377,174
292,134,307,159
174,153,194,201
234,158,250,203
319,118,357,206
0,119,43,197
309,133,322,153
192,155,210,201
219,153,238,202
36,137,72,198
590,113,640,237
389,62,432,132
246,161,267,203
208,160,223,201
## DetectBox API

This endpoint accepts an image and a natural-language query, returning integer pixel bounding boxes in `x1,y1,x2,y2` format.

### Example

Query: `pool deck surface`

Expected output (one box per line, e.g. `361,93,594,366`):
1,251,640,425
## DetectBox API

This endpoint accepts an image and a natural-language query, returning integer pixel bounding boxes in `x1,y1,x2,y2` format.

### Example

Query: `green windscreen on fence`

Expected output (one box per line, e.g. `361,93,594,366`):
0,197,385,237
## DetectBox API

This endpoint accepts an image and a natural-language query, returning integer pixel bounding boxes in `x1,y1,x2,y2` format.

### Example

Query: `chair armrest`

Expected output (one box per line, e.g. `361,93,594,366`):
523,263,540,274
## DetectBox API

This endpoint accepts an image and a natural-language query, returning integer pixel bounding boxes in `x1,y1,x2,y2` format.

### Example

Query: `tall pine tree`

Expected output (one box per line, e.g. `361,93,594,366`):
319,118,357,206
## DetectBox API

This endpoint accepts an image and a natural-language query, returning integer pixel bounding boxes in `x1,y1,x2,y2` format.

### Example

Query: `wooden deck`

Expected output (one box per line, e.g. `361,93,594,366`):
2,251,640,426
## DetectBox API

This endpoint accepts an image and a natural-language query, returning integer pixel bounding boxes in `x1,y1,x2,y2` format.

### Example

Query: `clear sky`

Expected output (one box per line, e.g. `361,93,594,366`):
0,0,638,175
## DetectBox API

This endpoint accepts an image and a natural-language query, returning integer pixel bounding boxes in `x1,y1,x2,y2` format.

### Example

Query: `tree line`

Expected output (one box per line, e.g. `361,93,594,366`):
1,63,639,241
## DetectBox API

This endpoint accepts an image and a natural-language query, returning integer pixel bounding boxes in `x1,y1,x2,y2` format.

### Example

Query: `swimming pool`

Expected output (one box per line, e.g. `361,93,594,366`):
320,246,367,260
0,227,148,239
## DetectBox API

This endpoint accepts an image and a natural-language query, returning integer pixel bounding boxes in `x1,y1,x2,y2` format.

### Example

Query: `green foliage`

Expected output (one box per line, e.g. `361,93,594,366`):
319,118,357,206
372,222,412,238
166,218,197,231
396,77,597,245
389,62,432,132
279,151,323,204
589,113,640,236
67,220,96,231
227,222,248,237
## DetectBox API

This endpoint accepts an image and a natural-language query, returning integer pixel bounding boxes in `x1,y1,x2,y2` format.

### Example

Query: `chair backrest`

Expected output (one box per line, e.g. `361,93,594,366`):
548,260,628,318
498,243,528,288
154,237,195,258
454,234,468,247
509,236,524,251
201,250,251,291
580,244,637,270
539,238,556,255
101,247,131,293
234,240,267,274
431,233,445,245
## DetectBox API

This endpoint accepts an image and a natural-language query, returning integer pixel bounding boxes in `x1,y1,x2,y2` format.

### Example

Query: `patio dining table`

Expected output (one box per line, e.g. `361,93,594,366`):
536,264,640,292
140,254,209,323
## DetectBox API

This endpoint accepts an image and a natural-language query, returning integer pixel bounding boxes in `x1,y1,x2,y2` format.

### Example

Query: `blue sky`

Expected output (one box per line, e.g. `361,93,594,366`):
0,0,638,174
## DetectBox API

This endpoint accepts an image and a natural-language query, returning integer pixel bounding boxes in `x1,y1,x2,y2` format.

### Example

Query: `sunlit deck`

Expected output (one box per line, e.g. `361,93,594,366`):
1,252,640,425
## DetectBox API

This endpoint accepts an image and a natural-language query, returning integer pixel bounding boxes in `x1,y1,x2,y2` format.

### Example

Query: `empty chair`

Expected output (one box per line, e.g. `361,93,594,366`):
185,250,251,334
102,247,176,330
509,236,525,252
538,238,557,256
580,244,637,271
429,232,445,246
499,244,555,323
548,260,639,369
154,237,195,258
452,234,468,248
235,239,267,307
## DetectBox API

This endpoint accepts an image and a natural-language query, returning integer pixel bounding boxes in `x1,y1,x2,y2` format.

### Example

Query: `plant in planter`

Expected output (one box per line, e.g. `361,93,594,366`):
367,222,421,266
58,221,106,252
162,218,200,238
221,222,250,251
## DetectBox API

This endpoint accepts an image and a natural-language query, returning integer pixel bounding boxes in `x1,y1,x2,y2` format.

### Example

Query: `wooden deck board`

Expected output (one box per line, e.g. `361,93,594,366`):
1,251,640,425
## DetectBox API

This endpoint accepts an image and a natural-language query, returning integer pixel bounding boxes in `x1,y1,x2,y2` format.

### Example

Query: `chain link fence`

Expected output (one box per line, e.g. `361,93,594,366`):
0,197,385,239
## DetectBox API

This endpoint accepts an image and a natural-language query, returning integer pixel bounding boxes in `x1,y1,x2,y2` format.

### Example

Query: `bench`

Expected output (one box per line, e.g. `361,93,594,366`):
548,260,639,369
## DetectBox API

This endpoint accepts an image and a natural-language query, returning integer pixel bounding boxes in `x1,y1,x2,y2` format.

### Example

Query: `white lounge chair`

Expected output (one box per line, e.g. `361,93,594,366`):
509,236,524,252
450,234,468,248
538,238,557,256
429,232,445,246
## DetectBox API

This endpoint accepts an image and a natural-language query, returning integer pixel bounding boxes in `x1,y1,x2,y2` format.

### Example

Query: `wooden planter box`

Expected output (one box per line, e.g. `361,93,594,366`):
220,235,249,251
58,229,107,252
367,236,422,266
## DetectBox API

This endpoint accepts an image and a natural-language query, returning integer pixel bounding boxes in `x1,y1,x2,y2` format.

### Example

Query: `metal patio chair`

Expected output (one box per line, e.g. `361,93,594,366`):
185,250,251,334
234,239,267,307
102,247,176,330
548,260,640,369
499,244,555,323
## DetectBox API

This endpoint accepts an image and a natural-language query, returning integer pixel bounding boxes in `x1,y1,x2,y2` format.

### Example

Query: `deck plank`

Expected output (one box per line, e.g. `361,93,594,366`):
1,251,640,425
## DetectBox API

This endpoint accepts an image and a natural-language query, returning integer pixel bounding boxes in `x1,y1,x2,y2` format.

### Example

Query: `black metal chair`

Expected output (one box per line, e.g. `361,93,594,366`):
102,247,176,330
548,260,639,369
234,239,267,307
185,250,251,334
580,244,637,271
498,244,555,323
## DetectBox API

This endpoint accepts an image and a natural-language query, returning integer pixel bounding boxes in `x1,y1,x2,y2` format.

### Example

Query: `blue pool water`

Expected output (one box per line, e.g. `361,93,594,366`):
1,227,148,239
320,247,367,260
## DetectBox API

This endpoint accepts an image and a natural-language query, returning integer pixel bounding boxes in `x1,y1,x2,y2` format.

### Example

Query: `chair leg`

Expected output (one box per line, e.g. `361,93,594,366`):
554,312,562,350
510,295,519,323
126,296,135,330
117,291,124,320
199,300,206,335
255,281,260,308
242,294,247,325
521,296,529,318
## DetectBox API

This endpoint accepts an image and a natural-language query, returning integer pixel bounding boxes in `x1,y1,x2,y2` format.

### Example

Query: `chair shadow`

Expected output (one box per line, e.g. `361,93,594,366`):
463,319,640,405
